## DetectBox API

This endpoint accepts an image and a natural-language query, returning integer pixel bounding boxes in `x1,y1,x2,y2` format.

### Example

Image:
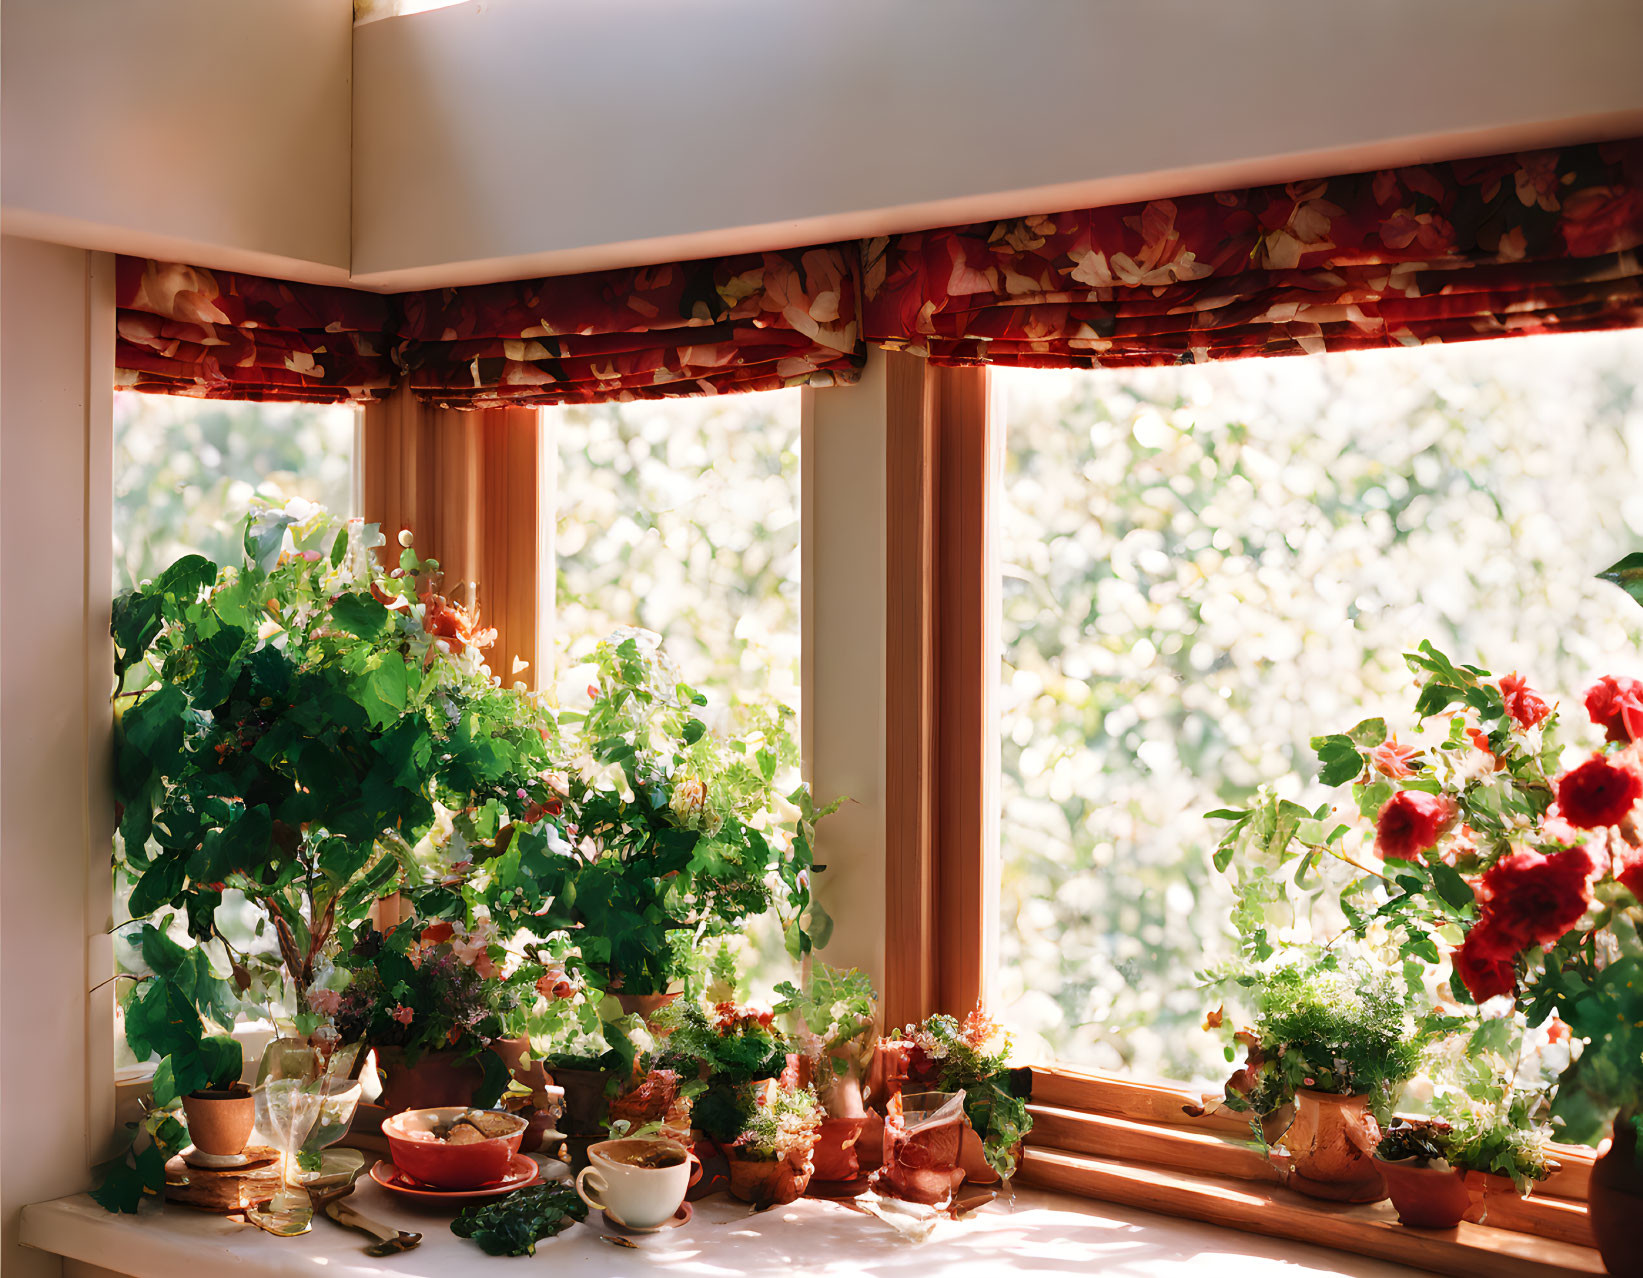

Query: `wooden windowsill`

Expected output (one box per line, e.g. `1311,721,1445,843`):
1021,1066,1606,1278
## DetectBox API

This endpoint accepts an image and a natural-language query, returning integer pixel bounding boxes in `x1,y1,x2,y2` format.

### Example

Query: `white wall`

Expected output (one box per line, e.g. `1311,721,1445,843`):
1,237,116,1277
1,0,354,284
803,368,889,989
351,0,1643,289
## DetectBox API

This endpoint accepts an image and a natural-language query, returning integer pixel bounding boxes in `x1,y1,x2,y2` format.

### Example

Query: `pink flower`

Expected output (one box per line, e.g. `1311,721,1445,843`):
391,1004,414,1026
536,963,575,1001
1617,849,1643,903
1375,790,1451,860
306,987,342,1016
1369,737,1418,780
451,924,497,980
1499,673,1550,730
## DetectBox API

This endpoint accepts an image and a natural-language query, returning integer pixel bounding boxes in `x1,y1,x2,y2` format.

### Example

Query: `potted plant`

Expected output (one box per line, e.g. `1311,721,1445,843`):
328,916,535,1113
1214,955,1424,1202
531,630,836,1003
1374,1120,1470,1229
98,501,569,1210
721,1082,824,1208
899,1007,1033,1184
774,964,878,1184
180,1053,255,1161
1445,1103,1555,1224
1209,601,1643,1274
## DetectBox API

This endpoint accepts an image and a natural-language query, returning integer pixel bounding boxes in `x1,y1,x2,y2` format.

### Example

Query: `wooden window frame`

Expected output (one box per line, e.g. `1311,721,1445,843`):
881,356,1606,1276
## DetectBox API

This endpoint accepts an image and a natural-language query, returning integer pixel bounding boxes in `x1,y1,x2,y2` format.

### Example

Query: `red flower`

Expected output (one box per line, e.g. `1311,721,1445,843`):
1618,850,1643,902
1584,676,1643,744
1499,673,1550,730
1477,847,1593,947
1452,920,1519,1003
1557,755,1643,829
419,921,455,945
1369,737,1418,779
1375,790,1451,860
1466,727,1505,771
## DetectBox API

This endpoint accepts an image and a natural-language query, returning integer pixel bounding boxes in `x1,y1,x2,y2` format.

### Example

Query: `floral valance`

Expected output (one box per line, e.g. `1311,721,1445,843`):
396,246,863,408
861,138,1643,369
115,258,398,403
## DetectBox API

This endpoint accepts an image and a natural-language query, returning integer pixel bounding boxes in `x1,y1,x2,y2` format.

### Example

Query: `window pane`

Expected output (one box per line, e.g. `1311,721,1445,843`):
995,330,1643,1084
113,393,356,590
550,389,802,997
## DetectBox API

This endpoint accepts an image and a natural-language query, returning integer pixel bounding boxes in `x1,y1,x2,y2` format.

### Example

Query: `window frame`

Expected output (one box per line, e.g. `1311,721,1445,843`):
882,357,1606,1271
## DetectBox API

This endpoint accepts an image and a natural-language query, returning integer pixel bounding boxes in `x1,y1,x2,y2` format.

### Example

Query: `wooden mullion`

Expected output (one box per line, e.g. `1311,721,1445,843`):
884,350,938,1029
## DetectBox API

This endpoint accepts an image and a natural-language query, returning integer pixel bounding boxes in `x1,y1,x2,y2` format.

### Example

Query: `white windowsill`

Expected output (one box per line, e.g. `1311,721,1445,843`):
21,1180,1408,1278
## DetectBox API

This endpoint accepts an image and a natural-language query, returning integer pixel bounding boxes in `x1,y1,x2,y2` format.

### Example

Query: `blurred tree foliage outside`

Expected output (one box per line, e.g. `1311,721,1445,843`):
113,392,356,589
996,329,1643,1084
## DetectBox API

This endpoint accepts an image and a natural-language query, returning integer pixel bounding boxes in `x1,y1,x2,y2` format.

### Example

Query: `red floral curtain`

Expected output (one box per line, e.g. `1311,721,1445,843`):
115,258,398,403
395,246,862,408
861,138,1643,369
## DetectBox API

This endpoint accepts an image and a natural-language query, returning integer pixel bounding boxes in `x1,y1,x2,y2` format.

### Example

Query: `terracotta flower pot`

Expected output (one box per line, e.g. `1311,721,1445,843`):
1590,1117,1643,1278
1278,1090,1387,1203
493,1035,554,1105
374,1046,486,1116
1461,1169,1528,1225
182,1084,255,1157
1374,1155,1470,1229
725,1148,814,1208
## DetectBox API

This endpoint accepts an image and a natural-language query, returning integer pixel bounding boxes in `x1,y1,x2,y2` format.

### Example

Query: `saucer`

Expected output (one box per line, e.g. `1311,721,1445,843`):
182,1146,257,1170
601,1201,691,1235
369,1154,541,1204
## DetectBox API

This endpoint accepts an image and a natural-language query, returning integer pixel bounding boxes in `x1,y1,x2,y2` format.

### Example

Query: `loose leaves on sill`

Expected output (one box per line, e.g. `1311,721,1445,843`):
450,1183,588,1255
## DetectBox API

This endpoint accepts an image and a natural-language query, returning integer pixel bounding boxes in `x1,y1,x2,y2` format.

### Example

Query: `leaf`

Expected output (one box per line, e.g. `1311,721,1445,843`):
1597,551,1643,610
1346,718,1388,747
1311,734,1362,787
1430,861,1476,911
329,592,392,640
128,858,187,917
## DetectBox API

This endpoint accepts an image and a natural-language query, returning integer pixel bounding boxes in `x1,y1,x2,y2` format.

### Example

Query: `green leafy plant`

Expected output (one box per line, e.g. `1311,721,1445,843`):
450,1183,588,1255
530,630,837,997
902,1009,1033,1179
1376,1118,1453,1164
1216,954,1425,1127
652,999,791,1143
1442,1102,1553,1194
103,500,568,1208
773,963,877,1086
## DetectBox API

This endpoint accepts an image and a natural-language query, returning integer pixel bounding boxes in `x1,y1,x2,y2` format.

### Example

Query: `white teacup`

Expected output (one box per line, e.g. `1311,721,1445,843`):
574,1138,697,1230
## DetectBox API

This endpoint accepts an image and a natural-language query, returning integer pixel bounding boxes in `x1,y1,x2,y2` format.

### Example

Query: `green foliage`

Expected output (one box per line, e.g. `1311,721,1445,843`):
651,1000,790,1085
773,963,877,1084
1221,955,1424,1125
535,630,831,996
1442,1101,1554,1193
450,1183,588,1255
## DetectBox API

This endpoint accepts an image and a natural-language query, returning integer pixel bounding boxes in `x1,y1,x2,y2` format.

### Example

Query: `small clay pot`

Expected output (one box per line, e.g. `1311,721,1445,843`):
725,1148,814,1208
1590,1117,1643,1278
1277,1090,1387,1203
1374,1155,1470,1229
182,1084,255,1157
614,992,679,1025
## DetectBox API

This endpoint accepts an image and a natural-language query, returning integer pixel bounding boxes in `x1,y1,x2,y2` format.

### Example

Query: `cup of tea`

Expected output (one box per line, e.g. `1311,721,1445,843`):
574,1138,699,1230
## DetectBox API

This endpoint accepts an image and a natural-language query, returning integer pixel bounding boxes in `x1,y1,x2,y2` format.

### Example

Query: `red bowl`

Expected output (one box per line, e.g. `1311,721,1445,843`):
381,1107,528,1189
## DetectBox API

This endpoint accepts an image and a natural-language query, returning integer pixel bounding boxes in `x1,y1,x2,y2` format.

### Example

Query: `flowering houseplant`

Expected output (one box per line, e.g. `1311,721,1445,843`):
901,1009,1033,1179
534,630,835,999
720,1083,824,1207
100,500,568,1209
773,963,878,1087
1211,634,1642,1152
